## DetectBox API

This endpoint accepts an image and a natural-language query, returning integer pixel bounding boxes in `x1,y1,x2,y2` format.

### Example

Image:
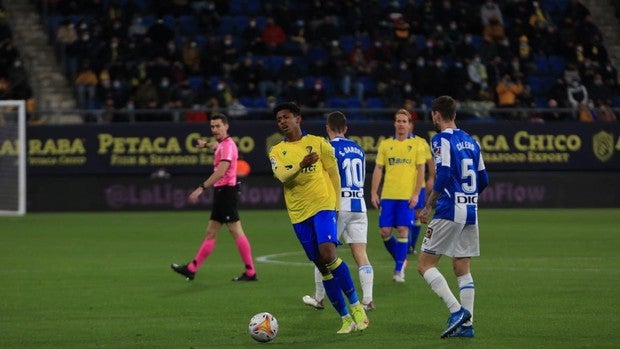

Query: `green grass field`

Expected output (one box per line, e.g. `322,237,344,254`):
1,209,619,349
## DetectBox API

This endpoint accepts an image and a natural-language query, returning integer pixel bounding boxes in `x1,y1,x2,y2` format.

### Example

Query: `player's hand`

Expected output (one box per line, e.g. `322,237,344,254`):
188,188,202,204
371,192,380,209
419,207,431,224
409,195,419,209
300,152,319,168
196,138,208,148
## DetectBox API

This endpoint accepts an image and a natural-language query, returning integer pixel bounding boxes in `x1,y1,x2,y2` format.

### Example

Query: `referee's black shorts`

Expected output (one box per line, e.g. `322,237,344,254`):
210,185,240,223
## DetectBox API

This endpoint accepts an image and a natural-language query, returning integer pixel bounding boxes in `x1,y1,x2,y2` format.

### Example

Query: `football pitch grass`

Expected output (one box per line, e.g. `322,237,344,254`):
1,209,619,349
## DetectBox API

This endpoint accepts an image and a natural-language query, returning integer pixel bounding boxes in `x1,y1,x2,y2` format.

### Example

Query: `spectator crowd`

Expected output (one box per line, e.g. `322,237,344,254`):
2,0,618,122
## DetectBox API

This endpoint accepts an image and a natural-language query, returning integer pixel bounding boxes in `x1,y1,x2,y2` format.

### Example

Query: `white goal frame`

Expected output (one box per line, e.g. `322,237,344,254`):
0,100,26,216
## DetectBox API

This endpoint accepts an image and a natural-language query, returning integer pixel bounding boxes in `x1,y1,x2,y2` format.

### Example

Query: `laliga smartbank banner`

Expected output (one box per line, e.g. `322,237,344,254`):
9,121,620,175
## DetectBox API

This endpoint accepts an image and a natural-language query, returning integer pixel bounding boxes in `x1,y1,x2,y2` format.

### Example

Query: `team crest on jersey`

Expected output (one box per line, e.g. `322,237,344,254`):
407,145,412,151
306,146,313,153
269,156,277,169
424,227,433,238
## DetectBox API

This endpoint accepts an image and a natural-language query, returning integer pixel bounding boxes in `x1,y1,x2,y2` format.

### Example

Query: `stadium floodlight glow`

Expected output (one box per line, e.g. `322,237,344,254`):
0,100,26,216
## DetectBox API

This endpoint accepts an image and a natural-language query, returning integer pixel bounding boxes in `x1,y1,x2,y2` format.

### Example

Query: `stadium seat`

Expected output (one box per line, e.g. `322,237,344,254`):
233,15,249,33
218,16,236,35
358,76,377,95
422,95,436,108
188,76,204,90
178,15,198,36
365,97,385,109
548,55,566,77
534,55,550,76
246,0,262,15
339,35,356,53
306,46,328,64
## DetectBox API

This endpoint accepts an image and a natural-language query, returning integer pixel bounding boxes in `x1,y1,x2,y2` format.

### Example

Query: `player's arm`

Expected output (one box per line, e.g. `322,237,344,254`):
325,164,340,211
320,139,340,211
477,155,489,194
409,163,424,208
189,160,230,203
425,157,436,193
370,164,383,209
270,151,318,184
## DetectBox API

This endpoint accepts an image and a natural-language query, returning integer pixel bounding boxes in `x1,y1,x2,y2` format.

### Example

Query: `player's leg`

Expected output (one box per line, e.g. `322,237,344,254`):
228,221,257,281
350,242,374,310
188,220,221,272
295,217,354,332
171,220,221,280
341,212,374,308
315,210,369,331
418,219,471,337
409,189,426,254
302,266,325,309
452,257,475,337
378,199,398,260
391,201,413,281
450,224,479,337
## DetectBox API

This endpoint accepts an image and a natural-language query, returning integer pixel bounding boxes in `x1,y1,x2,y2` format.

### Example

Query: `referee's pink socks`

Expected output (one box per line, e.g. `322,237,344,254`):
188,238,216,273
235,234,256,276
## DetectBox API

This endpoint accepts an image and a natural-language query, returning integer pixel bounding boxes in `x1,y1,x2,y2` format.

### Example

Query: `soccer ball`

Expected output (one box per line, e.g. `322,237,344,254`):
248,312,278,342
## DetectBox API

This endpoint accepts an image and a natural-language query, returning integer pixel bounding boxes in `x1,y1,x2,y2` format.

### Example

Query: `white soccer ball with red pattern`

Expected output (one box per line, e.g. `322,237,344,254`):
248,312,278,342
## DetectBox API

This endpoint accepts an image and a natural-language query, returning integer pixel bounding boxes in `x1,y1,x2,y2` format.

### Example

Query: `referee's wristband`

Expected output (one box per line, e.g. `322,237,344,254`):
199,183,207,190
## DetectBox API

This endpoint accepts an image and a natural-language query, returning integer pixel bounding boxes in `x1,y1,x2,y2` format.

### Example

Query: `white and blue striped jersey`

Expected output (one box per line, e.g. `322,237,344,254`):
431,128,489,224
331,137,367,213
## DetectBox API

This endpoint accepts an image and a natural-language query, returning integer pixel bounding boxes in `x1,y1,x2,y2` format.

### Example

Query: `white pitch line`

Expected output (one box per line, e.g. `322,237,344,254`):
255,251,312,266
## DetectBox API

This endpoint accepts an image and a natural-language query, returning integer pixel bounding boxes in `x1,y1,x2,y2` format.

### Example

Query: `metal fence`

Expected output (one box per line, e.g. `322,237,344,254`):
28,106,611,124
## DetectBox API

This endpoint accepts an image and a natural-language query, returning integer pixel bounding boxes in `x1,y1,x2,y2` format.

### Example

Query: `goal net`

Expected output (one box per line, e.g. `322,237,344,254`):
0,100,26,216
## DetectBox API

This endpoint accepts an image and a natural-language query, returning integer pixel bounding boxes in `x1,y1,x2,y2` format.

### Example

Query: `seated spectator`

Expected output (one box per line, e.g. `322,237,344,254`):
184,103,208,123
281,78,308,106
277,56,302,87
221,34,239,76
595,100,618,122
496,74,524,107
261,17,286,54
306,78,326,108
480,0,504,26
242,17,263,53
587,73,613,106
133,78,159,108
227,98,248,118
483,16,506,44
567,78,589,108
74,61,98,109
127,15,148,40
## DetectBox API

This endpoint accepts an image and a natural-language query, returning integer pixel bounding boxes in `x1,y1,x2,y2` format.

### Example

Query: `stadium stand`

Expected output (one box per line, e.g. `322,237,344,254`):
0,0,618,122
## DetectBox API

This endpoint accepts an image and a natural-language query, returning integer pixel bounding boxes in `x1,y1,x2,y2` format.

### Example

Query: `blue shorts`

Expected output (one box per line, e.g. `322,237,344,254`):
414,188,426,210
379,199,414,228
293,210,340,262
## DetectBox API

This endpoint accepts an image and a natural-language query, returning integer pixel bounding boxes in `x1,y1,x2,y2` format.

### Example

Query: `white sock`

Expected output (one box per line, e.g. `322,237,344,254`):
458,273,475,325
358,264,374,304
423,267,461,313
314,266,325,301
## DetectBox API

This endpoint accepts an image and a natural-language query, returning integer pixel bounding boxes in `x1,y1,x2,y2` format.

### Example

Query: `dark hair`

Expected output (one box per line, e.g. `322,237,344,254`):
327,111,347,133
431,95,456,121
211,113,228,124
273,101,301,117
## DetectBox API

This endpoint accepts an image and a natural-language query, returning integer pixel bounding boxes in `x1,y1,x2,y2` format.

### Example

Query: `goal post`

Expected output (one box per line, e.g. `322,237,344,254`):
0,100,26,216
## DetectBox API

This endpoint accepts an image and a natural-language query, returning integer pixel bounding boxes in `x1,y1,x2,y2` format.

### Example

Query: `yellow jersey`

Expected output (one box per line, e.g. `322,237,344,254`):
376,135,427,200
269,134,338,223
